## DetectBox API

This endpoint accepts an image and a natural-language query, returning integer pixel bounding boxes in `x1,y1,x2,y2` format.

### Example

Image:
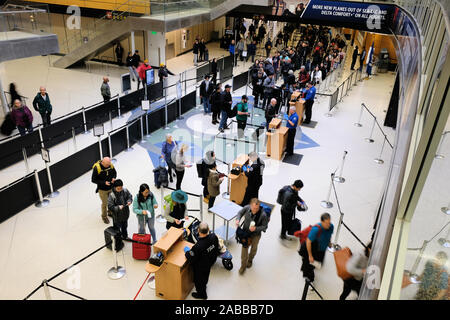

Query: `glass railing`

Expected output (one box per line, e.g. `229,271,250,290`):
0,1,52,39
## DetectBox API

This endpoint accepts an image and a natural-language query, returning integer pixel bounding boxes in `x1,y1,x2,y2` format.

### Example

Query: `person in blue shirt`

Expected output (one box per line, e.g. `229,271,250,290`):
299,213,334,283
229,40,237,66
284,106,299,156
303,82,316,124
160,134,178,183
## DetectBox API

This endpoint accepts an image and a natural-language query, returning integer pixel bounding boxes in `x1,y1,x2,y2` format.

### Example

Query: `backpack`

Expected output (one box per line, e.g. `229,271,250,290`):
277,186,290,205
294,224,322,245
196,159,205,178
228,103,238,118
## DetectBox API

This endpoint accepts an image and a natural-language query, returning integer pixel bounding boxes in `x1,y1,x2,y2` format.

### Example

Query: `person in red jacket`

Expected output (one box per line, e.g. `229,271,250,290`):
10,99,33,136
137,59,152,90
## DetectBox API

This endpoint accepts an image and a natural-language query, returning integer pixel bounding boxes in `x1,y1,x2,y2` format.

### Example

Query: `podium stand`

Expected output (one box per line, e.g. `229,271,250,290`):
266,118,289,160
229,154,249,204
289,91,305,126
145,227,194,300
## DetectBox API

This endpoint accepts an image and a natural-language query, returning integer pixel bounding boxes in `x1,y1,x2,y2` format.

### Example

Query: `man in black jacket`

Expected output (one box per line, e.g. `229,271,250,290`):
193,39,200,66
210,83,222,125
107,179,133,240
218,84,232,132
241,152,265,206
279,180,307,240
200,75,214,114
92,157,117,224
185,222,219,299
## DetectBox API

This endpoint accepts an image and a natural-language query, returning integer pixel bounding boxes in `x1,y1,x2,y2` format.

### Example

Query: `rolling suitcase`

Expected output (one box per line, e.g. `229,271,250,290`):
104,227,124,252
132,233,151,260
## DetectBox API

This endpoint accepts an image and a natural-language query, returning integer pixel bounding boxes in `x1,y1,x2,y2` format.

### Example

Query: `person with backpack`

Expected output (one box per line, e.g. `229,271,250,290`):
132,183,158,244
107,179,133,240
236,95,250,139
207,163,224,209
199,150,216,203
241,152,265,207
218,84,232,133
210,83,223,125
91,157,117,224
163,190,189,230
235,198,269,275
297,213,334,283
10,99,33,136
278,179,307,240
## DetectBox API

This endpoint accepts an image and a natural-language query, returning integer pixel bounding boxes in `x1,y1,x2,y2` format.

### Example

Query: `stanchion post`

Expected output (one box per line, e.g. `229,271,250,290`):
82,107,90,134
109,110,113,130
38,124,44,148
354,104,364,127
98,136,103,159
222,163,231,200
107,236,126,280
333,151,348,183
408,240,428,283
125,123,133,152
43,280,51,300
22,147,29,174
117,96,123,119
199,195,203,221
145,112,151,137
438,228,450,248
301,279,309,300
328,210,343,253
435,131,449,159
72,127,77,151
34,169,50,208
139,115,145,143
441,203,450,215
164,90,170,130
374,136,387,164
45,161,59,198
108,132,117,163
365,117,376,143
320,173,334,208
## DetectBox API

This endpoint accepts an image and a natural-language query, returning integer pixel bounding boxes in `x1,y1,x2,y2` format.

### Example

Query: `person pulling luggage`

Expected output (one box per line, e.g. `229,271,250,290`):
278,179,307,240
184,222,220,299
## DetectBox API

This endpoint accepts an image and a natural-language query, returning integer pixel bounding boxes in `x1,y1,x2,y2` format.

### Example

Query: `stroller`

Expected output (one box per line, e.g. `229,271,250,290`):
183,216,233,271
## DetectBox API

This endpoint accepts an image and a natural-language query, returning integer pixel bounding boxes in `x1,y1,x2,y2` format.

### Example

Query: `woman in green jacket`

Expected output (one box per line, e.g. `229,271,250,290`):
133,183,158,244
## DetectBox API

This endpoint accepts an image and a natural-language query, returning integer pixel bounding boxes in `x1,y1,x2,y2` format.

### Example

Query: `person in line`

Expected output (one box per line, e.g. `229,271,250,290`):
132,50,141,69
351,46,359,70
265,98,278,131
359,48,366,72
211,83,222,125
137,60,152,90
107,179,132,240
132,183,158,244
236,198,269,275
8,83,22,109
247,40,257,63
199,38,206,62
414,251,448,300
91,157,117,224
200,150,216,203
158,63,174,85
236,38,245,61
10,99,33,136
229,40,237,66
312,66,322,85
101,77,111,102
303,82,316,124
173,143,192,190
299,213,334,283
279,180,307,240
115,42,124,66
211,58,218,84
284,106,299,157
236,95,250,139
207,163,224,209
193,39,200,66
200,75,214,115
126,52,139,83
253,69,266,109
298,66,310,88
32,86,52,127
164,190,189,230
262,73,275,110
218,84,232,133
241,152,265,207
264,38,273,58
161,133,177,183
339,241,372,300
185,222,220,299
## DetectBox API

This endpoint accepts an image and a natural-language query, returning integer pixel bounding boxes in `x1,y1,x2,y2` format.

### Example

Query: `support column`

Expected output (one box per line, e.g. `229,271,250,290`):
131,31,136,54
147,31,166,66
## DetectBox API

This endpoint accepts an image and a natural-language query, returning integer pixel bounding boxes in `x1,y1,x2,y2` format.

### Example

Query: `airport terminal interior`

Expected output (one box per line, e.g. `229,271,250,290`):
0,0,448,301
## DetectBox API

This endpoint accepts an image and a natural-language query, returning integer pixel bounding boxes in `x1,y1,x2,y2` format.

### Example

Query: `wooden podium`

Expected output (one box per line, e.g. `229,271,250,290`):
229,154,249,205
145,227,194,300
266,118,289,160
289,91,305,126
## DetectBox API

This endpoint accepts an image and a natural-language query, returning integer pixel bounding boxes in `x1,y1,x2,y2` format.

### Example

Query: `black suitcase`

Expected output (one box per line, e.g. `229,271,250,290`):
104,227,124,252
1,113,16,136
288,218,302,236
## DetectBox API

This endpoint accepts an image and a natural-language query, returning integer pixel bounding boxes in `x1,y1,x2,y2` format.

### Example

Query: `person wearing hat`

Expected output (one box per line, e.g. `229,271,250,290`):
107,179,133,240
158,63,174,84
164,190,189,230
200,75,214,115
218,84,232,133
236,95,250,139
184,222,219,299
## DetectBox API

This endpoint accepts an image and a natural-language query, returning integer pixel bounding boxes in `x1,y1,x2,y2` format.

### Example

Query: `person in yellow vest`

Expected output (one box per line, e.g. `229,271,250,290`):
91,157,117,224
